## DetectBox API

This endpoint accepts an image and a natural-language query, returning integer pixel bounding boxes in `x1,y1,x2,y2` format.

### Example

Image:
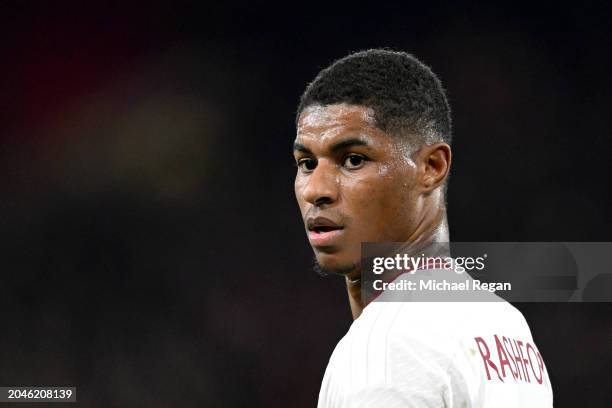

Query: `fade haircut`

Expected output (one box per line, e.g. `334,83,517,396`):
297,49,452,146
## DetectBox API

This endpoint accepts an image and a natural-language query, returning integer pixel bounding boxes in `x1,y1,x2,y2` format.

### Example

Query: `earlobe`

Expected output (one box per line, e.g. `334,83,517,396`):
421,143,451,192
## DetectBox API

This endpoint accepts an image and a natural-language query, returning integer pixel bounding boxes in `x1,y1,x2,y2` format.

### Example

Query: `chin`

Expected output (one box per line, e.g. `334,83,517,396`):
315,251,359,276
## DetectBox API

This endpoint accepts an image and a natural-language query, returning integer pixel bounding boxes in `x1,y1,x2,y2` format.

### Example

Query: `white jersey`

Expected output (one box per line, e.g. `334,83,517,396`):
318,280,553,407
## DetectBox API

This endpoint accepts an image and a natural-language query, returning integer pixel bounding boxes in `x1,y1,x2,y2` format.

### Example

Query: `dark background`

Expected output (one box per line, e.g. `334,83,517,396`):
1,2,611,406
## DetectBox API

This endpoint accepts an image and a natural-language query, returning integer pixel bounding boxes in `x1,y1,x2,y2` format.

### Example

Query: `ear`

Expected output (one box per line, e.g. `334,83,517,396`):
416,143,452,193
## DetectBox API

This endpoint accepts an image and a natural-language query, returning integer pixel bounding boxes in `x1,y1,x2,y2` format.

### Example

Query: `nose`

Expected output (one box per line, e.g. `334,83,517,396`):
301,160,339,207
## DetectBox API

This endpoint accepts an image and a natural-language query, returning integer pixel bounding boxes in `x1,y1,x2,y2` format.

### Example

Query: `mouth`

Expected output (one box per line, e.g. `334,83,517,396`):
306,217,345,247
310,225,342,233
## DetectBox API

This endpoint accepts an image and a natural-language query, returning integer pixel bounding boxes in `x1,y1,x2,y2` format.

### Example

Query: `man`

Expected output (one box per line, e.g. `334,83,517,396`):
293,49,553,407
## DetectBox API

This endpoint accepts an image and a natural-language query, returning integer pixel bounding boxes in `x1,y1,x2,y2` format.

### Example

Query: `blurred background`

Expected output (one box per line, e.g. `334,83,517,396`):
1,1,610,406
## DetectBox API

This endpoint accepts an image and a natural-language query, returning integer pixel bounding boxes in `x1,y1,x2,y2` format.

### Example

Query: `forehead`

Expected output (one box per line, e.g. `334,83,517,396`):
298,104,376,130
296,104,383,141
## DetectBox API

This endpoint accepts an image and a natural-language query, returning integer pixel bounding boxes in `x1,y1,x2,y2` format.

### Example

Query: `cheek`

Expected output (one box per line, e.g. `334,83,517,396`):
294,178,300,199
341,179,390,221
294,178,307,213
342,171,416,238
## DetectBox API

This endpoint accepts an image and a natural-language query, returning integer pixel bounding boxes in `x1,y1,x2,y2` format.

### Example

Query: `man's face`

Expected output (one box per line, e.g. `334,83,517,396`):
294,104,420,276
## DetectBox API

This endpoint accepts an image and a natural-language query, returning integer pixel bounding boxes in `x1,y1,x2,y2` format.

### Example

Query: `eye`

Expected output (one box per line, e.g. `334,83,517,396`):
343,154,367,169
297,158,317,172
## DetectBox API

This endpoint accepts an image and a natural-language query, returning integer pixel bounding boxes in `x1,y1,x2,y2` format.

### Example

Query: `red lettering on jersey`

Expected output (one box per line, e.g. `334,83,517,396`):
502,336,519,379
527,343,544,384
517,340,530,383
510,339,525,381
537,352,546,383
475,336,547,385
494,335,516,380
474,337,504,382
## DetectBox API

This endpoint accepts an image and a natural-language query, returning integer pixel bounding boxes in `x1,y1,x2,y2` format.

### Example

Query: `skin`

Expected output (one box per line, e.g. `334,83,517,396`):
294,103,452,319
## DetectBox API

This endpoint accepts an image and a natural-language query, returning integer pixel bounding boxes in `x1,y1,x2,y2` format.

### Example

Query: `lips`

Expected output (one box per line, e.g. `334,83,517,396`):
306,216,344,247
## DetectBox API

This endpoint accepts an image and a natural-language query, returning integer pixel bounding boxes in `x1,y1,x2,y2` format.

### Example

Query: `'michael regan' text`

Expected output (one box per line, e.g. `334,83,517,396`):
373,279,511,293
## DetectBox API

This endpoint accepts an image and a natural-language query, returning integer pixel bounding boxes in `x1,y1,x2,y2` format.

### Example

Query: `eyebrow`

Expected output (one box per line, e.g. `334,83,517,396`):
293,138,369,154
293,142,311,154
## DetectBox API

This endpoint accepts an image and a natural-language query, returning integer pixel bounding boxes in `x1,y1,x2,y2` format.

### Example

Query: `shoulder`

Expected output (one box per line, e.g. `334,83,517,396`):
351,304,467,383
322,301,552,407
326,302,471,406
357,300,542,396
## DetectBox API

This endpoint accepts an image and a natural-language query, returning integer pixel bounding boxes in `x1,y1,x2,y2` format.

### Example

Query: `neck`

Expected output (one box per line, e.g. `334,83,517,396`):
345,210,449,320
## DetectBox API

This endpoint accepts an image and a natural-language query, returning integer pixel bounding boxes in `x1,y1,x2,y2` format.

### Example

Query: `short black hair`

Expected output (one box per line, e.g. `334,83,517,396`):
297,49,452,145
